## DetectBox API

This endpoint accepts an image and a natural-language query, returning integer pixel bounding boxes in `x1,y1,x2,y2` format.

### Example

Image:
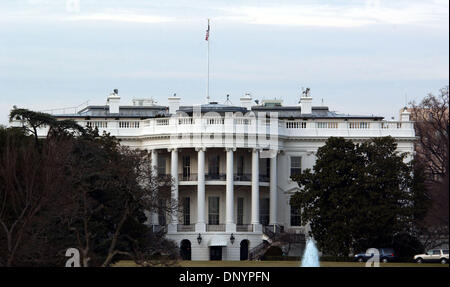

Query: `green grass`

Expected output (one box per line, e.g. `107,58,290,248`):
114,260,449,267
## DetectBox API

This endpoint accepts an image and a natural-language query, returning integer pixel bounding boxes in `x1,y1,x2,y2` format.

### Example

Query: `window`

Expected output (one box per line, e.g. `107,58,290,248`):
259,198,270,226
182,156,190,179
259,158,270,176
158,199,166,226
208,197,220,225
237,156,244,176
183,197,190,225
237,198,244,225
290,157,302,178
290,205,301,226
443,250,449,255
433,250,441,255
157,156,166,175
208,155,220,176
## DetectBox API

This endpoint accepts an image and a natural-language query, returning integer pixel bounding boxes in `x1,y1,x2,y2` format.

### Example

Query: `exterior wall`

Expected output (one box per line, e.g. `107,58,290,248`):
168,233,263,261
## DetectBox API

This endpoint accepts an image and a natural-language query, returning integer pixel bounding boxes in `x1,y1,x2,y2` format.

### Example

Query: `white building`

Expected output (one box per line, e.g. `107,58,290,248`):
17,89,415,261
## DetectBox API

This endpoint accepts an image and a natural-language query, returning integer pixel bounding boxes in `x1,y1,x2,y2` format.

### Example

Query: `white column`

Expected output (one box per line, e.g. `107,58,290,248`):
269,152,278,225
251,149,261,232
226,148,236,232
196,147,206,232
168,148,178,232
151,149,159,175
151,149,159,226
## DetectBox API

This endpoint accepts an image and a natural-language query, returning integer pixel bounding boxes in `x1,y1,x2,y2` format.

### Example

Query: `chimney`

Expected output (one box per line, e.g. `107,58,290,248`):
240,93,253,111
168,93,181,114
107,89,120,114
400,107,410,122
300,88,312,114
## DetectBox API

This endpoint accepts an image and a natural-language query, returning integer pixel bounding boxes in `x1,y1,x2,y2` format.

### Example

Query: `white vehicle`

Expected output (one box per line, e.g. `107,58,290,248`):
414,249,449,264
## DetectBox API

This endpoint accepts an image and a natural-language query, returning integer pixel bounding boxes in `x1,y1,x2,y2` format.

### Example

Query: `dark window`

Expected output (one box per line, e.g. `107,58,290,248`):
157,156,166,175
208,155,220,176
182,156,190,179
208,197,220,225
158,199,166,226
259,158,270,176
290,157,302,178
259,198,269,226
237,156,244,176
183,197,190,225
290,205,301,226
237,197,244,225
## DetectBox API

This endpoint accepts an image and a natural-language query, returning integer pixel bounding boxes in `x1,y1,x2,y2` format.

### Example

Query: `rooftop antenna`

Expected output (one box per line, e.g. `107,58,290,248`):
321,98,324,106
224,94,233,105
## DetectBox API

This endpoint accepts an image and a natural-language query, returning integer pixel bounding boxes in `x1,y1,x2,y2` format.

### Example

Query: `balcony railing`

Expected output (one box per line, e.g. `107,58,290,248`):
179,173,198,181
234,174,251,181
236,224,253,232
177,173,270,182
206,224,225,232
205,174,226,181
177,224,195,232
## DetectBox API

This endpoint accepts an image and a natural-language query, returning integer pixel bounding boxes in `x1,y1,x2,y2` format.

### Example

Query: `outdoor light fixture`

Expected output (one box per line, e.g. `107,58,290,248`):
197,233,202,245
230,233,235,245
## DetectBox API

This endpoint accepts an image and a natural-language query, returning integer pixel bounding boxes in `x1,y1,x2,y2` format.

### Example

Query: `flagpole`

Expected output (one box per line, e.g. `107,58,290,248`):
206,18,210,104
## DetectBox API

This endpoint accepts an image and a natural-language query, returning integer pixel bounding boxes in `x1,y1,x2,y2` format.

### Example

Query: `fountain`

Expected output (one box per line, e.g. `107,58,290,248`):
300,239,320,267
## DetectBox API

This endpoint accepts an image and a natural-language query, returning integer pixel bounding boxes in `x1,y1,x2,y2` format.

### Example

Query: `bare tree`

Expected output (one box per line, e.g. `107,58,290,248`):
409,86,449,249
0,132,72,266
410,86,449,182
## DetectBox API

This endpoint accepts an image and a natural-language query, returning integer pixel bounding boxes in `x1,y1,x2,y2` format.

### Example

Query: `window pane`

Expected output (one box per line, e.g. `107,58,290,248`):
290,205,301,226
259,198,269,225
237,198,244,225
291,157,302,177
208,197,220,225
157,156,166,175
183,197,190,225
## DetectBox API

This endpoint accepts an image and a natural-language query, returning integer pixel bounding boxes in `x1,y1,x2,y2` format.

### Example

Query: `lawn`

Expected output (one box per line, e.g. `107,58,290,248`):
115,260,448,267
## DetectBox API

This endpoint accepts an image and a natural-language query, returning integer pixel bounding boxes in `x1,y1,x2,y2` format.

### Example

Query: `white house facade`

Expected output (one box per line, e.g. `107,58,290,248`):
13,89,415,261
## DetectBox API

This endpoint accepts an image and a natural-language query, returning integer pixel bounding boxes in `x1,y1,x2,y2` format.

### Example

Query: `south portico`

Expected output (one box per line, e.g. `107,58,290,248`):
148,145,279,260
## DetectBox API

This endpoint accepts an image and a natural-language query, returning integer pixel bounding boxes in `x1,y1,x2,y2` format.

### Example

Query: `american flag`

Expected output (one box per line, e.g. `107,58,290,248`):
205,19,210,41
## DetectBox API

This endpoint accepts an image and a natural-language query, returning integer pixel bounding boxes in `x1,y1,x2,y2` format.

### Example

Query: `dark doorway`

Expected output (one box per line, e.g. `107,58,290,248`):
240,240,249,260
180,239,191,260
210,246,222,260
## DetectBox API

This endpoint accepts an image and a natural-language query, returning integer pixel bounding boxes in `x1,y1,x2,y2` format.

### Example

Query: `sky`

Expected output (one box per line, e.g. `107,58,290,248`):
0,0,448,125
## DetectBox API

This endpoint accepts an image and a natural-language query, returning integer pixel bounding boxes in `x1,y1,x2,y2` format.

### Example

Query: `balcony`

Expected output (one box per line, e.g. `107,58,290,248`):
177,224,195,232
177,173,270,182
206,224,226,232
236,224,253,232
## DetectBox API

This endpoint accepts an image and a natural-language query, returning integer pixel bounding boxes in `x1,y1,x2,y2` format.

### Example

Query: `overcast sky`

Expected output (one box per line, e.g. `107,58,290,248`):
0,0,448,124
